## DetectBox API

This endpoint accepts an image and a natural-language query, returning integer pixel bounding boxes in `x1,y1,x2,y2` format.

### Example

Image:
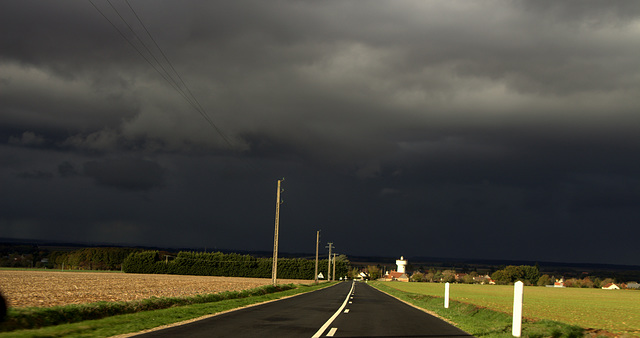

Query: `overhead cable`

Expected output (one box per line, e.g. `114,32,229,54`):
88,0,235,150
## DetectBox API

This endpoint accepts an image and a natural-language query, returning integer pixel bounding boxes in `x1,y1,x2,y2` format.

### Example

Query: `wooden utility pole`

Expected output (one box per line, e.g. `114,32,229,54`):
325,242,334,281
315,231,320,285
272,178,284,286
332,253,336,281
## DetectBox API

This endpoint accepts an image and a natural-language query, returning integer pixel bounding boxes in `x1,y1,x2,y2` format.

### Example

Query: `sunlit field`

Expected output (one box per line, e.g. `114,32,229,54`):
382,282,640,336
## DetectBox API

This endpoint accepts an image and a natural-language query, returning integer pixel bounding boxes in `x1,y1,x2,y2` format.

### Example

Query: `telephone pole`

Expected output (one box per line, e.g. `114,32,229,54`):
272,178,284,286
315,231,320,285
325,242,334,281
333,253,336,281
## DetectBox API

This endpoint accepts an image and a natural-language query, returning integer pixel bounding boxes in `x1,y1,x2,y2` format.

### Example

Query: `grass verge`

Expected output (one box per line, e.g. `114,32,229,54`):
375,281,640,336
370,282,585,338
1,282,335,337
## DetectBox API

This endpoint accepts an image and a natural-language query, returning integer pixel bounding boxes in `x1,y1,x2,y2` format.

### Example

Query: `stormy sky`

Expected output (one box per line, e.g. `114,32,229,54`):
2,1,639,266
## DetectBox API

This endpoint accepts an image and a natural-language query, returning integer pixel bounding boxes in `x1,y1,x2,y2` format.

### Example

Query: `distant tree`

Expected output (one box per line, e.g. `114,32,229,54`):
491,265,540,285
491,269,510,285
367,265,381,280
442,270,456,283
537,274,552,286
411,272,425,282
593,277,603,288
581,277,594,288
424,272,435,282
564,278,580,288
462,274,475,284
348,267,360,279
521,265,540,285
434,270,444,282
504,265,524,283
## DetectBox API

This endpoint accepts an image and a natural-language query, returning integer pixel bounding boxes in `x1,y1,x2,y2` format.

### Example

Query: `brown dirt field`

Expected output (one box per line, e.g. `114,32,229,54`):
0,270,313,308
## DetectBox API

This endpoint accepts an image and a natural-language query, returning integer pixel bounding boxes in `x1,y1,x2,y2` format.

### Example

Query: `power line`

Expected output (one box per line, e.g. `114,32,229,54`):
119,0,217,129
124,0,200,110
88,0,236,151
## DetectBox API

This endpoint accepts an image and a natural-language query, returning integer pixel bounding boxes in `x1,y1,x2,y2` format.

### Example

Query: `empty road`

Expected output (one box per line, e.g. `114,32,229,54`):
134,281,473,337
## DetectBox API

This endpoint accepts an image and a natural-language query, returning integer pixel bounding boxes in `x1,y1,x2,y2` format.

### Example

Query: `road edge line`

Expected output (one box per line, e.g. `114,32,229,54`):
112,282,340,338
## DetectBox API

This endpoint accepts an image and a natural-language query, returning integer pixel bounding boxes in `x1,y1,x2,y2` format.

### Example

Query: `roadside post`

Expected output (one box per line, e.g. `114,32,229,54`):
444,282,450,308
512,281,524,337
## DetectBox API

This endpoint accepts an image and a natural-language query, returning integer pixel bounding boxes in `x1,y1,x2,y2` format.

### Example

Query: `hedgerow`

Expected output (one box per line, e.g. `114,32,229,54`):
122,251,349,279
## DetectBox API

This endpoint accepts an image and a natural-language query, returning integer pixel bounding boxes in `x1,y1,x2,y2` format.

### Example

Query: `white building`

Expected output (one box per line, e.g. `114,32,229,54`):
602,283,620,290
395,256,407,273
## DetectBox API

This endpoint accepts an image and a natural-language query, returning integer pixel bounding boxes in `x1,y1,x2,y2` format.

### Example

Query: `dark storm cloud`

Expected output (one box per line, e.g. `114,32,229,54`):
8,132,46,147
1,1,639,265
58,161,80,177
83,158,165,191
16,170,54,180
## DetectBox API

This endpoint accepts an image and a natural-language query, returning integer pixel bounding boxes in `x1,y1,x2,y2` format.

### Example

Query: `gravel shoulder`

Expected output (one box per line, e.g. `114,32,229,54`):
0,270,313,308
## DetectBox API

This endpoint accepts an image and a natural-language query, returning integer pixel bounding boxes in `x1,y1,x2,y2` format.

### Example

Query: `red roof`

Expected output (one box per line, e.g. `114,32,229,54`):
387,271,405,278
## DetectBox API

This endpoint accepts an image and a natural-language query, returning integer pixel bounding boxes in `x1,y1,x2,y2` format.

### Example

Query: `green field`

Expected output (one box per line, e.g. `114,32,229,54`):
382,282,640,336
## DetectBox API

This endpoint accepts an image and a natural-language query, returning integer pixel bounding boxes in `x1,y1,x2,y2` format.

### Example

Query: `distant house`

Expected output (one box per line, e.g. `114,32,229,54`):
627,282,640,289
383,270,409,282
554,278,565,288
602,283,620,290
473,274,492,284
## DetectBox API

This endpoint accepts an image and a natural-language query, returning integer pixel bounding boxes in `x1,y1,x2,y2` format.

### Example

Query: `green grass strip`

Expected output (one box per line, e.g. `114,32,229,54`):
369,282,585,338
1,282,336,337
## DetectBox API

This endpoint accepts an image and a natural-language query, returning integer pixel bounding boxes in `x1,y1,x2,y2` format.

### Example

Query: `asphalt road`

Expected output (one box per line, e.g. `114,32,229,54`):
134,281,473,338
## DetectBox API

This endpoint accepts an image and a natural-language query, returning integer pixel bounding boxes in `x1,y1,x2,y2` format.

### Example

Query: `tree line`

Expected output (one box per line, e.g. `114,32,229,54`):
50,248,139,270
404,264,631,288
122,250,350,280
0,245,138,270
408,265,543,286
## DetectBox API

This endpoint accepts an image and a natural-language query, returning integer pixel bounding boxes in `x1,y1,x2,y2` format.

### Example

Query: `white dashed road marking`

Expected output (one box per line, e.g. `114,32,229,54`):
311,282,355,338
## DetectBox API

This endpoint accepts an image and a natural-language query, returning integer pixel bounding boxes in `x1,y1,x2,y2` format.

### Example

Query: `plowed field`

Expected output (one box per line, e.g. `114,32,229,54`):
0,270,313,308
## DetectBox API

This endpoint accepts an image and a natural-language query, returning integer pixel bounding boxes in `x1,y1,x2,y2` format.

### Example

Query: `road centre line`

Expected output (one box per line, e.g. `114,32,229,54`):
311,281,355,338
327,328,338,336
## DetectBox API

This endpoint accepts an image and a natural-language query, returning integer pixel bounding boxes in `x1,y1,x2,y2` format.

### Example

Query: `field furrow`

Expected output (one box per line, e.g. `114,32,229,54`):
0,270,312,308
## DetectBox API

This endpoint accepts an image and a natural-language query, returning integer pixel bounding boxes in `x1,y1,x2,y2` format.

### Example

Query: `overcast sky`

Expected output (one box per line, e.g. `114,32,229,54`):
2,1,639,266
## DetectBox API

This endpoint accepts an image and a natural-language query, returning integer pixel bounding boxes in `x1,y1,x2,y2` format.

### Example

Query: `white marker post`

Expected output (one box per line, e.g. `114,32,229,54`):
512,281,524,337
444,282,450,308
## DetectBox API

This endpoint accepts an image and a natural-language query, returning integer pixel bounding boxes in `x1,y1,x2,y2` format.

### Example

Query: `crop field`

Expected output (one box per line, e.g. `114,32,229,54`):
0,270,313,308
383,282,640,336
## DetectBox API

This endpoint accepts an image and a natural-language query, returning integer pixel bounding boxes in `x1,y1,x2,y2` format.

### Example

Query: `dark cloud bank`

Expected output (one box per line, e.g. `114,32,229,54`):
1,1,639,266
